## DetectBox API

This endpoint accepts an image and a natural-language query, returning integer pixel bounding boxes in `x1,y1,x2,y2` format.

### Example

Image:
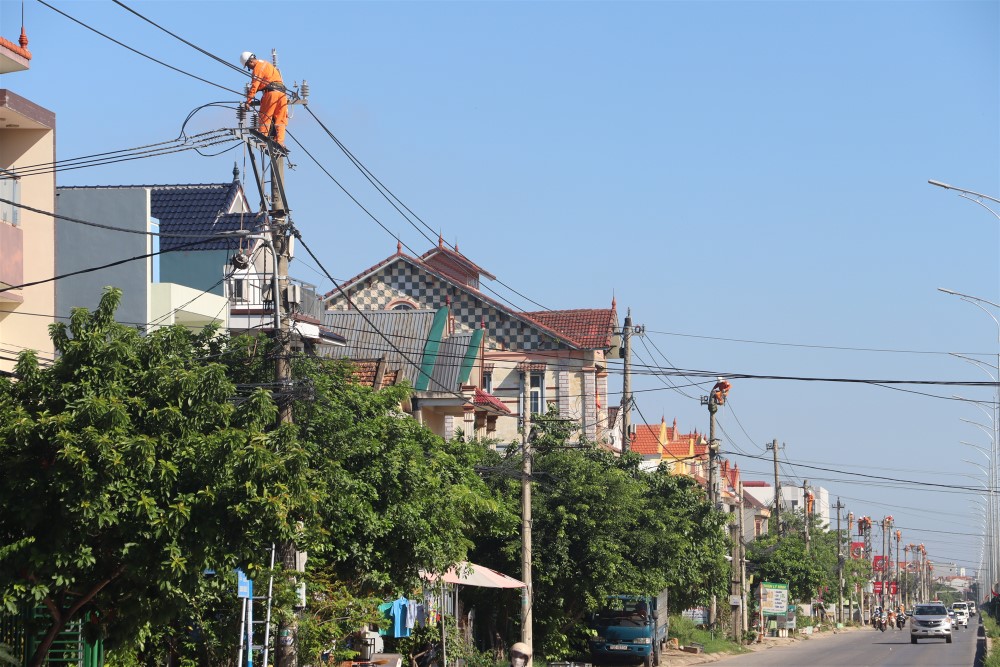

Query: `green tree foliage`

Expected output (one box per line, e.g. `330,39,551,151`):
0,289,307,666
219,339,515,664
746,509,840,606
470,415,730,659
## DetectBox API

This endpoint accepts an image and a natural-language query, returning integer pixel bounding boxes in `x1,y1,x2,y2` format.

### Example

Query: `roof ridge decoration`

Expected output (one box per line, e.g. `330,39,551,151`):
0,29,31,60
420,239,497,282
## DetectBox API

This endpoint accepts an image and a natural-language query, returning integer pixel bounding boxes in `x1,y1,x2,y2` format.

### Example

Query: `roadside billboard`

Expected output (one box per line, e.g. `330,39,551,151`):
761,582,789,616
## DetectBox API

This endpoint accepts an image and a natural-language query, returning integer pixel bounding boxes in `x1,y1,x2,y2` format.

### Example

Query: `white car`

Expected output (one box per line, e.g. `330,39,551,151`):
952,602,969,628
911,603,953,644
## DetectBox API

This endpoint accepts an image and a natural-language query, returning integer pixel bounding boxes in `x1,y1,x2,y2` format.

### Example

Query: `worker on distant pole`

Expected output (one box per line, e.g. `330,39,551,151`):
240,51,288,148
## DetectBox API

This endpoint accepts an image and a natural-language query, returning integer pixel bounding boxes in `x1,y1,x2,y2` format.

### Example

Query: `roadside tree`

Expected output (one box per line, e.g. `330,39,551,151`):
0,289,308,666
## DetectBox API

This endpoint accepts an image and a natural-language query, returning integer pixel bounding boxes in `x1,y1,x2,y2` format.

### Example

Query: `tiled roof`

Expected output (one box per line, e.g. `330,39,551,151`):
326,244,594,350
520,308,616,350
59,180,254,251
474,388,510,414
742,492,769,511
420,239,496,282
743,480,771,488
516,362,547,372
162,211,264,251
630,423,663,456
152,181,251,250
349,359,400,390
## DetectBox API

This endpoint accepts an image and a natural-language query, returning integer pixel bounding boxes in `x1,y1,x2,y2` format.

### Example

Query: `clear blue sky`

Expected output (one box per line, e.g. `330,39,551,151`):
2,0,998,580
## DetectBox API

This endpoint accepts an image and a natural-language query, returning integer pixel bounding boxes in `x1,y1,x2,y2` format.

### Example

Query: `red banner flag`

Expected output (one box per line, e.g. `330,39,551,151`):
873,555,885,572
889,581,898,595
873,581,884,594
850,542,864,559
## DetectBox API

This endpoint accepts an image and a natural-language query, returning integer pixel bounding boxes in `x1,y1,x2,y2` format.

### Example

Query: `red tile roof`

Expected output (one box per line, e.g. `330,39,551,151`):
349,360,399,389
630,423,663,456
520,308,616,350
516,362,547,372
474,388,511,414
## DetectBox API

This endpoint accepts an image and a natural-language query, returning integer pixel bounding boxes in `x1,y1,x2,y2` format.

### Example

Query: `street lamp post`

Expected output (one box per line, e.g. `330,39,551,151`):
961,440,996,590
939,287,1000,597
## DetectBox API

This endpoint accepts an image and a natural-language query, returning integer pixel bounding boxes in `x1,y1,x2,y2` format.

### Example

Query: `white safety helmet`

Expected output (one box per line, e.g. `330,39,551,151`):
240,51,255,68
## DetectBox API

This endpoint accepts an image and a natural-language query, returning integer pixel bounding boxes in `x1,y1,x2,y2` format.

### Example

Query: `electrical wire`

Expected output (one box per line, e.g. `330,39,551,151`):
110,0,249,78
9,132,239,178
644,327,993,358
8,130,232,176
301,105,552,313
728,450,998,495
2,236,224,292
36,0,242,95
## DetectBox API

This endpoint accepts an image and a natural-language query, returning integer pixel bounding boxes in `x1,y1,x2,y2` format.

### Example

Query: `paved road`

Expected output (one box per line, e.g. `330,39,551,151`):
716,622,982,666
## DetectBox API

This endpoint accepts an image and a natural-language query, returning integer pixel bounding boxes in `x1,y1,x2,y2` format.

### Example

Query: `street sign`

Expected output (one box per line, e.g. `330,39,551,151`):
761,582,789,616
237,569,253,599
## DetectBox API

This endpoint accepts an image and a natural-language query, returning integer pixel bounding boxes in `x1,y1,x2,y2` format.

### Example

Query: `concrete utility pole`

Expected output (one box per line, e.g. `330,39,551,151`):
732,482,745,644
520,373,534,666
766,440,782,535
802,480,810,555
621,310,632,454
835,498,845,624
269,145,304,667
702,379,729,630
878,517,890,607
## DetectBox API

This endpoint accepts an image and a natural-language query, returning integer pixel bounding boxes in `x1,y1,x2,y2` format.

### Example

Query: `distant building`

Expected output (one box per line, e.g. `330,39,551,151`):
743,481,831,530
0,26,56,374
324,239,618,445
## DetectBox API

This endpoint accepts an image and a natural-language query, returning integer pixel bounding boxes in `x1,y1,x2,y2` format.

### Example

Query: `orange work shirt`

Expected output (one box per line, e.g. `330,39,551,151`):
246,60,283,104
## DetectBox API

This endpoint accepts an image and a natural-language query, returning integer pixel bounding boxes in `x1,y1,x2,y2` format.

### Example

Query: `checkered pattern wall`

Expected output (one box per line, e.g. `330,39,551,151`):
328,260,564,352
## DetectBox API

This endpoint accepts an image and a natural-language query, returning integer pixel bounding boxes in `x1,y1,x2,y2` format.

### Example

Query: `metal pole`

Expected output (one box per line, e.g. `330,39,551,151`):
767,440,781,535
732,483,745,644
835,499,844,624
621,310,631,453
803,480,810,554
707,402,718,630
237,597,248,667
441,581,447,667
262,543,276,667
520,372,533,666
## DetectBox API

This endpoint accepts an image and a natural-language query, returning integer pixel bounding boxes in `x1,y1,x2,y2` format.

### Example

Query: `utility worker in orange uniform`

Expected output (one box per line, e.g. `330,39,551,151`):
240,51,288,148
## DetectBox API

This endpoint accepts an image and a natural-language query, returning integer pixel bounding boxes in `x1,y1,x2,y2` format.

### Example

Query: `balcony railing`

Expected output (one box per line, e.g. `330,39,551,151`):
0,168,20,226
226,273,323,320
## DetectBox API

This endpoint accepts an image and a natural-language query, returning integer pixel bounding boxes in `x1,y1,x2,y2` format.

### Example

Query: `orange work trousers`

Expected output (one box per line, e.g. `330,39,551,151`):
259,90,288,146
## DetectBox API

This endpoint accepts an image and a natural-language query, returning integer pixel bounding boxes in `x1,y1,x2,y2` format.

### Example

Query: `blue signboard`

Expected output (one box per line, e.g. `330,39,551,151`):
237,569,253,599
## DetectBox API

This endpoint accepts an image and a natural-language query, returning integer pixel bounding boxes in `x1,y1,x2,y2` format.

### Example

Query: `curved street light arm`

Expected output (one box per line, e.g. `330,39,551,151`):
929,179,1000,207
964,458,990,476
961,441,993,461
957,192,1000,222
961,418,996,443
953,396,999,423
950,353,1000,379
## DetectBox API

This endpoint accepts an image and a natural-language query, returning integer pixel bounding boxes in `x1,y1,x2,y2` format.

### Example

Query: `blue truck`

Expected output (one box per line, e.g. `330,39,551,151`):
588,591,669,667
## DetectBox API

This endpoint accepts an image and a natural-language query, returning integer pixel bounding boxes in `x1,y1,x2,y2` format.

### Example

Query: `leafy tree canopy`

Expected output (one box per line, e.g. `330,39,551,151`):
0,289,309,666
